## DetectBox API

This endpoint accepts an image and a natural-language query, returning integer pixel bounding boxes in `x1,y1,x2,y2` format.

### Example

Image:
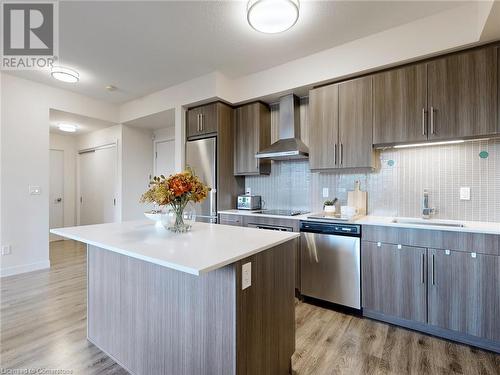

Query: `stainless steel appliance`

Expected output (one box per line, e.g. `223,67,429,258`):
237,195,262,210
255,94,309,160
247,223,293,231
300,221,361,309
185,137,217,223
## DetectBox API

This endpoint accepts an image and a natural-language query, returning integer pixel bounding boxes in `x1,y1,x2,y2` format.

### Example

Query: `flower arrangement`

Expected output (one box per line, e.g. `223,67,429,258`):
141,167,211,232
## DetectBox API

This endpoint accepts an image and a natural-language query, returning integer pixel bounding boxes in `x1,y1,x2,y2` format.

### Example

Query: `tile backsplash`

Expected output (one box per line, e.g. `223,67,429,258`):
245,138,500,222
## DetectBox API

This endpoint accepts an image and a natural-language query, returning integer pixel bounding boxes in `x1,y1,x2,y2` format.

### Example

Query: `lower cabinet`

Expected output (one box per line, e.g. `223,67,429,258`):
428,248,500,342
362,242,427,323
362,237,500,352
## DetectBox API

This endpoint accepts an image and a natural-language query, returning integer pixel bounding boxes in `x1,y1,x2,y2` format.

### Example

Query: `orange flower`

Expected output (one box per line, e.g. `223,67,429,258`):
140,167,211,206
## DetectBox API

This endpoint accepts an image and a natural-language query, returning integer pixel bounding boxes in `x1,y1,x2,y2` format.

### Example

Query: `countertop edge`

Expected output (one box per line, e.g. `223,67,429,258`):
50,227,299,275
218,210,500,235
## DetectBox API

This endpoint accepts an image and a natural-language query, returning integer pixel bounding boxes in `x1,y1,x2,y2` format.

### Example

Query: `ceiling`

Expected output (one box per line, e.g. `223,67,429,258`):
49,109,118,135
122,108,175,130
10,1,465,104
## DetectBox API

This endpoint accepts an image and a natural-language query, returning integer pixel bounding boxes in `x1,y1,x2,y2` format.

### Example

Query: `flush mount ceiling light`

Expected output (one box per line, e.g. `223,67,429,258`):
51,66,80,83
58,123,77,133
247,0,299,34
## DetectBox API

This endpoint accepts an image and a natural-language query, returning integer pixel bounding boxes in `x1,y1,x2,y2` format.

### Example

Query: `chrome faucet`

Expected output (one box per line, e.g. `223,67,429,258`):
422,189,436,219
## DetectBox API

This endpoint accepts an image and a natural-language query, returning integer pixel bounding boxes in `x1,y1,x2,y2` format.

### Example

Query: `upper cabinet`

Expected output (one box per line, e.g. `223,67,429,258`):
427,47,498,140
309,76,374,170
186,103,219,139
233,102,271,176
373,64,428,145
308,84,339,170
373,46,498,146
338,76,374,169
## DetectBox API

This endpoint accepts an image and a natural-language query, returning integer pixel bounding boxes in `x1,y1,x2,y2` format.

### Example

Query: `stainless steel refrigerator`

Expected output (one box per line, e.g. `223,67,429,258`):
185,137,217,223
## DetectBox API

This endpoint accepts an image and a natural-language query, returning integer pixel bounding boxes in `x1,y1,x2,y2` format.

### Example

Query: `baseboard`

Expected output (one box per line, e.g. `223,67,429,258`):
0,260,50,278
363,309,500,354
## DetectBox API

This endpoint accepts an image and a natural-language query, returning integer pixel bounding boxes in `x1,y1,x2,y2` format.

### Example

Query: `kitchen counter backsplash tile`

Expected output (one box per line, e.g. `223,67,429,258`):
245,138,500,222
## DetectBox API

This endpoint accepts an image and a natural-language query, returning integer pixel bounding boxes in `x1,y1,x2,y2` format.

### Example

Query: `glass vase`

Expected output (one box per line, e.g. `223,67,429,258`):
162,202,196,233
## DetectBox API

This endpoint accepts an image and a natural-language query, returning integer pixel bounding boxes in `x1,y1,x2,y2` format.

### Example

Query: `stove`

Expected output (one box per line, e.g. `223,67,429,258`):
255,209,309,217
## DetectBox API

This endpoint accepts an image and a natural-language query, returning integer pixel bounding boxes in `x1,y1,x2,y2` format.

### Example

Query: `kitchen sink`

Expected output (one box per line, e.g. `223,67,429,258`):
391,218,465,228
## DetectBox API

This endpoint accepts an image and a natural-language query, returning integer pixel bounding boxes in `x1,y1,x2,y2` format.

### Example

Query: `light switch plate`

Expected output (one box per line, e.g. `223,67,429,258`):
322,187,329,198
460,187,470,200
29,185,41,195
242,262,251,290
1,245,11,255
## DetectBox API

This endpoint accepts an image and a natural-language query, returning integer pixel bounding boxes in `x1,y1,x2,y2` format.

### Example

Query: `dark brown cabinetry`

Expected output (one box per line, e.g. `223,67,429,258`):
362,241,427,323
186,102,219,139
373,46,498,145
373,64,428,145
234,102,271,175
427,47,498,140
309,76,374,170
428,248,500,342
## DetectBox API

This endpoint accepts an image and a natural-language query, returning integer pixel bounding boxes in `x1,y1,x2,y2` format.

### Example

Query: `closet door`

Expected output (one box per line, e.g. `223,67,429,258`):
79,145,118,225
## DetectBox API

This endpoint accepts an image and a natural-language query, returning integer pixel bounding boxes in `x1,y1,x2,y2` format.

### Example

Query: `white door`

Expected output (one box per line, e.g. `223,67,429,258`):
49,149,64,241
155,139,175,177
79,145,118,225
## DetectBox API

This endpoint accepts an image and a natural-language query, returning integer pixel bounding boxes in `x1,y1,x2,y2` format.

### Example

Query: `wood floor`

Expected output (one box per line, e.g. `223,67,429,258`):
1,240,499,375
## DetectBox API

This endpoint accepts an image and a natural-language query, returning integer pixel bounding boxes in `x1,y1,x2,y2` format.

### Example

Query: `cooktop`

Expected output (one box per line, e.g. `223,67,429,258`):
254,209,309,217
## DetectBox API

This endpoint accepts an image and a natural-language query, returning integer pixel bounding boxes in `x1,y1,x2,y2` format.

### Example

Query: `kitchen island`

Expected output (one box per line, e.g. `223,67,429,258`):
51,221,299,375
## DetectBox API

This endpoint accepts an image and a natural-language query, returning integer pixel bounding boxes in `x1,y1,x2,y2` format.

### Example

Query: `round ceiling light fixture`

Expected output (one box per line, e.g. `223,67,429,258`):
51,66,80,83
247,0,299,34
58,123,77,133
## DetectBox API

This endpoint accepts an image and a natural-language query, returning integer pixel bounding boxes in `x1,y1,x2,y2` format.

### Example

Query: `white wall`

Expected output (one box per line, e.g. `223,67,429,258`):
153,126,175,142
49,133,77,231
121,125,153,220
0,74,118,277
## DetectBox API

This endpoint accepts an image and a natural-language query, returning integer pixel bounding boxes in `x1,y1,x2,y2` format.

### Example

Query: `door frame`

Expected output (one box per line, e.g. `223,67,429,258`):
49,148,65,241
153,136,175,177
77,142,119,225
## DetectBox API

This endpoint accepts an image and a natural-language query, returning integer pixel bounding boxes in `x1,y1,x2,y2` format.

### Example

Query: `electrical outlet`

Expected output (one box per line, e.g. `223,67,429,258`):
242,262,251,290
322,187,329,198
245,187,251,195
29,185,41,195
460,187,470,200
1,245,11,255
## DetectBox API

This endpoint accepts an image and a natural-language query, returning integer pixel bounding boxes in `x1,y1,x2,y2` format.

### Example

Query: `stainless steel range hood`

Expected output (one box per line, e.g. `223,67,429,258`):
256,94,309,160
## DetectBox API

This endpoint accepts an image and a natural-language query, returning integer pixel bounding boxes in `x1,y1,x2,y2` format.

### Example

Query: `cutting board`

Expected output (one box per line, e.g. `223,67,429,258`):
347,181,367,215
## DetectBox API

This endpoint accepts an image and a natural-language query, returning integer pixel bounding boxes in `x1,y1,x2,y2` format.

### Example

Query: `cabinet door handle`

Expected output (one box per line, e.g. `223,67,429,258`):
340,143,343,165
200,114,204,131
333,143,337,165
422,108,427,136
431,253,435,285
421,252,425,284
197,114,201,132
430,107,435,135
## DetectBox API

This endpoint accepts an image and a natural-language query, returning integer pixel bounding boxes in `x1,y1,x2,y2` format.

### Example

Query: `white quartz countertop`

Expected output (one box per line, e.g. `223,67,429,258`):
219,210,500,235
50,220,299,275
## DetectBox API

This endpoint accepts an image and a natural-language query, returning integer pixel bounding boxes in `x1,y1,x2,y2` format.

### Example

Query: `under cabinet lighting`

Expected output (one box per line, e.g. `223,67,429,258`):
393,140,465,149
51,66,80,83
247,0,299,34
58,123,77,133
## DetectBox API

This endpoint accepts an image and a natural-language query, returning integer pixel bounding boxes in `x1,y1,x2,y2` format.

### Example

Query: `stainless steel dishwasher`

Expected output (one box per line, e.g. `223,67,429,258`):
300,221,361,309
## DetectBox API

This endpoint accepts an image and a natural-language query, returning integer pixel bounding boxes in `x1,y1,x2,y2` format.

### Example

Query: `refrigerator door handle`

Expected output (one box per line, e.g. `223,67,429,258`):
209,189,217,216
